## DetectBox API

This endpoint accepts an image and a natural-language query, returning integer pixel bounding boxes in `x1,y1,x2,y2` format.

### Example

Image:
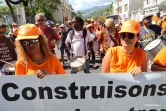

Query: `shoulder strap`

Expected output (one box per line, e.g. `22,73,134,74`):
108,33,118,46
83,28,87,38
83,29,87,56
69,29,74,42
69,29,74,57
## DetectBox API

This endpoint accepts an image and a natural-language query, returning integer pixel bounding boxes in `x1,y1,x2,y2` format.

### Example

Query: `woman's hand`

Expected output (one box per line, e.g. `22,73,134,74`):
36,69,51,79
130,66,142,76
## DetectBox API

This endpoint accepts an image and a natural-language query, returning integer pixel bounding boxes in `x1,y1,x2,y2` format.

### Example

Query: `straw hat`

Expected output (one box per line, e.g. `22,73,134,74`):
104,18,114,28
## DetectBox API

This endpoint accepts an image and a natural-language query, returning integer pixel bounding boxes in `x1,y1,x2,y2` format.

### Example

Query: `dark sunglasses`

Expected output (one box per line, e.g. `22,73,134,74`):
37,19,45,22
21,39,39,46
0,32,6,34
120,33,135,39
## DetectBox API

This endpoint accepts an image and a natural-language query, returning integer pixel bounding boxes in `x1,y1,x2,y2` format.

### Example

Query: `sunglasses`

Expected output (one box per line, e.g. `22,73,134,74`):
37,19,45,22
120,33,135,39
21,39,39,46
0,32,5,34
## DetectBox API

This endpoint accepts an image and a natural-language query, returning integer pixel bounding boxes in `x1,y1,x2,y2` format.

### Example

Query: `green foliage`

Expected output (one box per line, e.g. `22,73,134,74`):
0,6,10,15
25,0,61,21
72,11,76,18
30,0,61,12
76,11,85,19
98,3,113,16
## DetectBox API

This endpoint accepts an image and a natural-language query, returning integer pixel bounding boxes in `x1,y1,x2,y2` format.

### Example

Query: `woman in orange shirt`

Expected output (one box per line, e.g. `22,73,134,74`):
15,24,66,78
101,20,147,76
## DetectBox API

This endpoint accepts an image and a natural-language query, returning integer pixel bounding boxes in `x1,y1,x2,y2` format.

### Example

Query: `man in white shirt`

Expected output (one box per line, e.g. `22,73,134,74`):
65,17,93,73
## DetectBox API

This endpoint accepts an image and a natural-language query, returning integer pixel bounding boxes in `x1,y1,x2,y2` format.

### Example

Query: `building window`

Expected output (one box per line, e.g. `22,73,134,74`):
147,0,150,4
124,4,128,12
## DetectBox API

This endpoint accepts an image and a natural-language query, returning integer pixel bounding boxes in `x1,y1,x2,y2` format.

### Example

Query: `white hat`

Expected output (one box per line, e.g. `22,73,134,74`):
60,24,65,28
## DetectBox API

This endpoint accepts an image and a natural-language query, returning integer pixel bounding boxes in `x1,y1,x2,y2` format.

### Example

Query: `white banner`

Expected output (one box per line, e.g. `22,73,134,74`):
0,72,166,111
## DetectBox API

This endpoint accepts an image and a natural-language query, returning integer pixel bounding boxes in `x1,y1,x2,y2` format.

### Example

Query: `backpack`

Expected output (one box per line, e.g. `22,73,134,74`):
69,29,87,57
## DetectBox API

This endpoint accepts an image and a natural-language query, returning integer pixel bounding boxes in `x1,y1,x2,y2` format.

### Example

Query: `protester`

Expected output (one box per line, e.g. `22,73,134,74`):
58,24,70,67
101,20,147,76
15,24,66,77
140,14,162,49
67,20,73,33
54,23,60,33
87,19,91,24
98,19,120,63
8,22,18,37
65,16,93,73
86,24,98,68
35,22,39,27
157,13,166,29
11,28,18,41
0,22,17,75
35,13,61,54
151,46,166,71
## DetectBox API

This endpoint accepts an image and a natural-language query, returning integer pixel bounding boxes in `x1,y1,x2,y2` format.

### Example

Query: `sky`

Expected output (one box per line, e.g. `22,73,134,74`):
68,0,114,11
0,0,114,11
0,0,5,6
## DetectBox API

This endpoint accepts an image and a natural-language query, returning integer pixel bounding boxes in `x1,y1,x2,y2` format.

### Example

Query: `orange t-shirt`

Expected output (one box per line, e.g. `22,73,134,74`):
109,46,145,72
153,47,166,67
15,55,66,75
157,20,166,29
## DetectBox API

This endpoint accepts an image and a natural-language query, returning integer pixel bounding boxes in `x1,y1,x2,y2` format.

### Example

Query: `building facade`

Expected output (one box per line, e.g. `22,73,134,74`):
52,0,73,23
143,0,165,16
113,0,144,22
131,0,165,22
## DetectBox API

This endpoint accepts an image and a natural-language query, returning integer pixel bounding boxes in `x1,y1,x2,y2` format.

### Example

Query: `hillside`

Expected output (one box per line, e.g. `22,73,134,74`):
75,4,111,18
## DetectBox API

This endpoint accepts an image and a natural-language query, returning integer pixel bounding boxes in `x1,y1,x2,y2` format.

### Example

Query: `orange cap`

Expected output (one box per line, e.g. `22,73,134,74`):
16,24,40,41
13,28,18,36
119,20,140,33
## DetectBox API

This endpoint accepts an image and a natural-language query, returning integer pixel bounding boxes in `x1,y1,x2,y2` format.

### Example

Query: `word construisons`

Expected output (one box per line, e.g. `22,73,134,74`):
1,81,166,101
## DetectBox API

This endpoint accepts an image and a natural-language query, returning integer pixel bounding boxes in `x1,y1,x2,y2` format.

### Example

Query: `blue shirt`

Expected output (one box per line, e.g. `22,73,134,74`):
140,26,156,48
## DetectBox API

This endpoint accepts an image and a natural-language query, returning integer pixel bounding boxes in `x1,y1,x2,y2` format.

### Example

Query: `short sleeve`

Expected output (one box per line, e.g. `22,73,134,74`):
52,29,60,40
153,47,166,67
15,60,26,75
86,30,93,42
53,56,66,74
65,31,72,43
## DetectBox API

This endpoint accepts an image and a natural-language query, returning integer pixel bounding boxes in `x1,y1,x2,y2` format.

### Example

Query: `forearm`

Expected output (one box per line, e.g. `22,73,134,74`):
88,42,93,50
65,42,70,50
151,63,166,71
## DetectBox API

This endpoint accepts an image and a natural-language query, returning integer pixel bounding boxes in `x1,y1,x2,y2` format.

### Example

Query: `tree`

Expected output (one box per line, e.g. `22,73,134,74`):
24,0,61,22
98,3,113,16
76,11,84,19
72,11,76,18
5,0,61,23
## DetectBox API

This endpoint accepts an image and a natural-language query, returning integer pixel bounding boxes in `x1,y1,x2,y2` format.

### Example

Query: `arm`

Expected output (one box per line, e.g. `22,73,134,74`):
151,62,166,71
53,30,61,45
131,50,147,76
65,32,71,52
141,54,148,72
65,42,70,52
101,49,111,73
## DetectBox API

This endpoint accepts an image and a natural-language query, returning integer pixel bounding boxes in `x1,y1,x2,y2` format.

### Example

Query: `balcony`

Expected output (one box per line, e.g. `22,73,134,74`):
143,0,165,9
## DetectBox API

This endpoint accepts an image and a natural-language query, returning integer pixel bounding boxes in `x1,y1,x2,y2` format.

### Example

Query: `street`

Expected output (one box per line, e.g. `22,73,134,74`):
54,46,101,74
